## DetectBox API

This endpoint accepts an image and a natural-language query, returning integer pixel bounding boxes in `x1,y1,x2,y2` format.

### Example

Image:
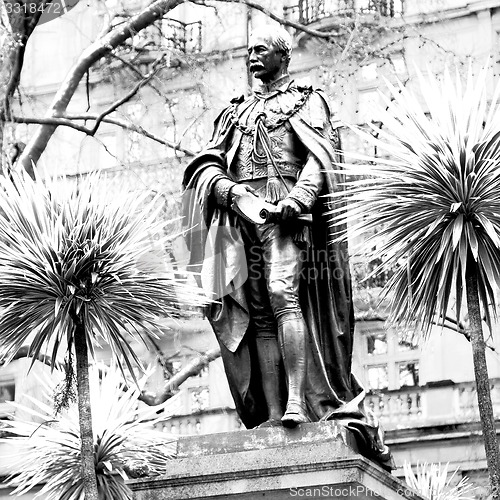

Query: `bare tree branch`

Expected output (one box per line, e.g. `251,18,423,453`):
3,344,221,406
175,109,208,148
11,115,93,133
90,56,167,134
339,16,359,63
70,114,196,156
138,347,221,405
18,0,188,173
10,114,195,155
108,52,168,98
191,0,343,40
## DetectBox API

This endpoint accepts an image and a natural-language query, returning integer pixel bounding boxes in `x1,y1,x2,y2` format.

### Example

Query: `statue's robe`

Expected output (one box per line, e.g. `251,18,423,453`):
182,81,394,470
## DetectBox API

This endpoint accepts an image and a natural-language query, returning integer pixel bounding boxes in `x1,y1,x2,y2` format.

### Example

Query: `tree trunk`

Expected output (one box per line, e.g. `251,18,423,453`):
466,255,500,499
1,4,34,111
74,317,99,500
0,2,45,173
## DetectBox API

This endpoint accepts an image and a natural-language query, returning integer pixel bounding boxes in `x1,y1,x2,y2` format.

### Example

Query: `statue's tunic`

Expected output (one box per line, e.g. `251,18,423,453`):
182,78,394,470
211,77,333,215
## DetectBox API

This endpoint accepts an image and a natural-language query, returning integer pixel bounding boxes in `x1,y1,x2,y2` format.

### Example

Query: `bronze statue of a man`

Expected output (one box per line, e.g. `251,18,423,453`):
183,24,392,467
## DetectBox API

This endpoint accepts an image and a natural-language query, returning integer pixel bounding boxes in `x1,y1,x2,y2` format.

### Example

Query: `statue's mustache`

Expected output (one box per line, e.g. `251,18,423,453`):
249,63,264,71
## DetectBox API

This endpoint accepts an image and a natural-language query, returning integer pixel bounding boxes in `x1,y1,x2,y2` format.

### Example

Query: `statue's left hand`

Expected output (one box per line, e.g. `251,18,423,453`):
277,199,302,221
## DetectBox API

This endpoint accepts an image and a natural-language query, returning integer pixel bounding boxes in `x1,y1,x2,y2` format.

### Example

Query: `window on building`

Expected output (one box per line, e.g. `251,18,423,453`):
398,336,419,352
360,63,377,82
367,365,389,390
399,361,419,387
390,53,407,75
360,322,422,391
357,88,381,124
367,331,388,356
0,380,15,418
0,381,14,402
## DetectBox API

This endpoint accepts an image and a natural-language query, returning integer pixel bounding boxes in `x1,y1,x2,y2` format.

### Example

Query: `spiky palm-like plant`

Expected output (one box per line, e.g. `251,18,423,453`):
1,367,177,499
403,462,475,500
329,65,500,497
0,171,204,500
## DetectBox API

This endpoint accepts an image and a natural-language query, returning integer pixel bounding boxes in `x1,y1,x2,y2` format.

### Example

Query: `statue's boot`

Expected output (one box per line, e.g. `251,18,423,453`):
279,316,308,428
256,336,284,426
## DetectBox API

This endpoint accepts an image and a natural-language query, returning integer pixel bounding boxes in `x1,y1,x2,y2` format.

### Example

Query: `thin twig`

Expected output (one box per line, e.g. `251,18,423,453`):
89,57,167,134
191,0,344,40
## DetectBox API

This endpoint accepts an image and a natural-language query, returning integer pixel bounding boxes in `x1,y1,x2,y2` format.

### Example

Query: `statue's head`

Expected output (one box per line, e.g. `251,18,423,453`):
247,25,293,84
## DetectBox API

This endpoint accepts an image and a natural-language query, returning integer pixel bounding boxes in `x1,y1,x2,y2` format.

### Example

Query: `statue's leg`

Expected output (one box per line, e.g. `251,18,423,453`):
259,224,308,427
255,330,285,425
277,313,308,427
241,219,285,426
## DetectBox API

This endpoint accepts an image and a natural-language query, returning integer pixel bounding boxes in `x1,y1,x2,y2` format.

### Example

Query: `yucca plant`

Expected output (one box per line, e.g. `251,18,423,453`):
329,65,500,497
1,366,177,499
403,462,475,500
0,171,204,499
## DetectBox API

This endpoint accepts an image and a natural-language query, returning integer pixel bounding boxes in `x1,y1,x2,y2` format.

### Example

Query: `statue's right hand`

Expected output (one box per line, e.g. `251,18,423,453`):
229,184,255,200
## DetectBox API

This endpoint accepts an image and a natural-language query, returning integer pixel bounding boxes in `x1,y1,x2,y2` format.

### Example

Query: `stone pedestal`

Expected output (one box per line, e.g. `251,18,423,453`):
128,421,423,500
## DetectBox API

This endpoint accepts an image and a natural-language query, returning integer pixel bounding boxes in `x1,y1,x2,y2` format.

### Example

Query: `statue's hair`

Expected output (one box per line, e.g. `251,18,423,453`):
249,25,293,62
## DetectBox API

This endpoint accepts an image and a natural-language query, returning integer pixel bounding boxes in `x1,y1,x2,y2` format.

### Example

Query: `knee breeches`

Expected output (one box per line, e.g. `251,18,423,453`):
240,220,304,335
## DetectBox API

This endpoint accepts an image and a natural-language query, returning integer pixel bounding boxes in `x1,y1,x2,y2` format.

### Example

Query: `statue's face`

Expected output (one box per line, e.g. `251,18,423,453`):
247,34,286,83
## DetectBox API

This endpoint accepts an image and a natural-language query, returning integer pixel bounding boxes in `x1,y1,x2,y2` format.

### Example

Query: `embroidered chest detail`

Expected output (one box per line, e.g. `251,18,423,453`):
230,88,313,135
238,125,287,179
232,89,312,194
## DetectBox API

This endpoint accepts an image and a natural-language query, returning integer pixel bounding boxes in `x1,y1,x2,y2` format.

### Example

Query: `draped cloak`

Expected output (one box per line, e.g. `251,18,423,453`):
182,85,394,470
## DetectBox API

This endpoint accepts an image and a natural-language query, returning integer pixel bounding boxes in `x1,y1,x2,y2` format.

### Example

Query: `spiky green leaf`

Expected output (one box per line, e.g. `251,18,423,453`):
0,171,205,374
329,65,500,338
0,367,178,500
